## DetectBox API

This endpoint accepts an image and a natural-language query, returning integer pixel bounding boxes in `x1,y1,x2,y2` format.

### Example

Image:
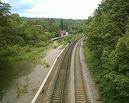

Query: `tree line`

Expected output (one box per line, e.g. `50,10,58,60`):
84,0,129,102
0,1,83,62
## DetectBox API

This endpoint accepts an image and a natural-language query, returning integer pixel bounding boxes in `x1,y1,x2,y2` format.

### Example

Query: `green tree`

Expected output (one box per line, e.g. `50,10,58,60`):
0,2,11,26
59,19,64,30
84,0,129,102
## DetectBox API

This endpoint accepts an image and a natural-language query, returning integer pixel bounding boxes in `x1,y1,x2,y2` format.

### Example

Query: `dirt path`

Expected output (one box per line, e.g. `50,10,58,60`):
1,44,64,103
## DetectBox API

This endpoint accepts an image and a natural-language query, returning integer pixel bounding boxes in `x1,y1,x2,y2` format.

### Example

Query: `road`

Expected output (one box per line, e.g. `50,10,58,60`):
32,39,89,103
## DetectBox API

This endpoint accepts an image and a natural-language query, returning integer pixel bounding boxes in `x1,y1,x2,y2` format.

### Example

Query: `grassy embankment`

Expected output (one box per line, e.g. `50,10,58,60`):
0,43,52,95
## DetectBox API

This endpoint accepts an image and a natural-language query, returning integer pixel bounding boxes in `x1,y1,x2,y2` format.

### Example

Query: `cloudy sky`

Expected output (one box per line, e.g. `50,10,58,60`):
3,0,102,19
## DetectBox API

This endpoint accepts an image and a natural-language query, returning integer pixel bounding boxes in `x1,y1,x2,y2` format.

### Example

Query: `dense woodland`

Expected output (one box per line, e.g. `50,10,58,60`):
84,0,129,102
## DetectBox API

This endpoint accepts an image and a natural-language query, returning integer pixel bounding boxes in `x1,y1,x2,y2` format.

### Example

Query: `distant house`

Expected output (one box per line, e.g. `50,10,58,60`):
65,32,69,35
60,30,69,37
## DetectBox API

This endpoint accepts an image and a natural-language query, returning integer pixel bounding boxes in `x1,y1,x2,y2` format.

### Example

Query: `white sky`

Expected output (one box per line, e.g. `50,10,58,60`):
3,0,102,19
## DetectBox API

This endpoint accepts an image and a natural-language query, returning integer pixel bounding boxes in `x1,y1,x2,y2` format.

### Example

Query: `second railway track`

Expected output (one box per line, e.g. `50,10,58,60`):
32,39,88,103
74,40,88,103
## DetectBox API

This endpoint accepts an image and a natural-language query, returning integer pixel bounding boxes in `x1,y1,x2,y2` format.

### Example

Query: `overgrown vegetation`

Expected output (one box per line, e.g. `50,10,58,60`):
84,0,129,102
0,2,83,63
0,1,84,96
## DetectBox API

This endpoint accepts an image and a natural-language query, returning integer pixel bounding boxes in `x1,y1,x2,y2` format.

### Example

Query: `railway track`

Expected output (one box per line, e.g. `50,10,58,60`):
50,41,76,103
32,39,88,103
74,40,88,103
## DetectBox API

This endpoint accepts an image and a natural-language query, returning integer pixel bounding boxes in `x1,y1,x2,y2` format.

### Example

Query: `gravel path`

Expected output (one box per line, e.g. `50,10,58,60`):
1,45,63,103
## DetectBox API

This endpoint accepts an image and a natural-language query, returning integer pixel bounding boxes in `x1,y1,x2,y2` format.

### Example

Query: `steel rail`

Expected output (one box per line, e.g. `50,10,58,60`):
50,41,77,103
74,39,88,103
